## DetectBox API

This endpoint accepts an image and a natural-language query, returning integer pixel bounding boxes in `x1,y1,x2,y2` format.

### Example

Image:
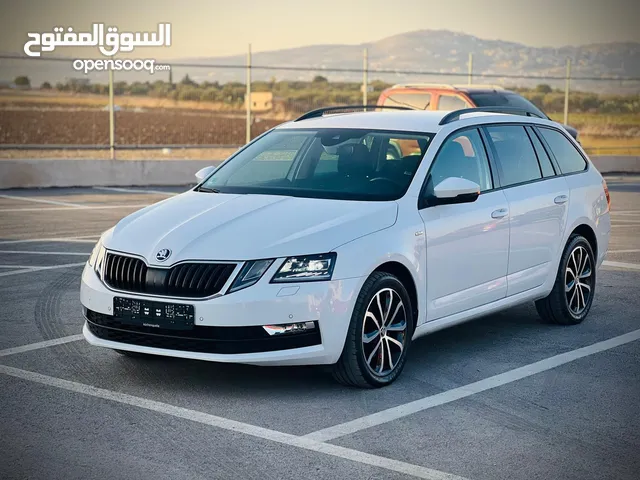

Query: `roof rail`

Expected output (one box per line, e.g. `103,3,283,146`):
439,107,545,125
390,83,455,90
389,83,505,91
454,84,505,90
294,105,411,121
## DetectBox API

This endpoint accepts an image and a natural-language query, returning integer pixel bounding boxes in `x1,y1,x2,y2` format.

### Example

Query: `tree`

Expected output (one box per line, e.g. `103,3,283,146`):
180,74,197,87
40,81,52,90
312,75,328,83
14,76,30,88
535,84,552,94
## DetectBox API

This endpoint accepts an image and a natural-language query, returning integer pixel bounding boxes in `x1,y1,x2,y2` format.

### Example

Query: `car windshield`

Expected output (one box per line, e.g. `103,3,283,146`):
467,92,548,119
199,128,434,201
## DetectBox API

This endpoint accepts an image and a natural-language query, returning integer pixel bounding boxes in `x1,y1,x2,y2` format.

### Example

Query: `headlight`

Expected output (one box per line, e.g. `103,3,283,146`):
271,253,336,283
88,239,106,278
228,259,274,293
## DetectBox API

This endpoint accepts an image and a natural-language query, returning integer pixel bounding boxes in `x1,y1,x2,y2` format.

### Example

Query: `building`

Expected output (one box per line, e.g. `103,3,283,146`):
245,91,273,112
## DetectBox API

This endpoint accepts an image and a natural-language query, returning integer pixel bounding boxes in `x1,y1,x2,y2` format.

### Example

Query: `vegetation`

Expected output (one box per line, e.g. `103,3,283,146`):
14,76,30,88
6,75,639,115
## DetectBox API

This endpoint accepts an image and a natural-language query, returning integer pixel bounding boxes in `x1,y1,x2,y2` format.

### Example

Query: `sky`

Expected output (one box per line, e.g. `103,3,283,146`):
0,0,638,59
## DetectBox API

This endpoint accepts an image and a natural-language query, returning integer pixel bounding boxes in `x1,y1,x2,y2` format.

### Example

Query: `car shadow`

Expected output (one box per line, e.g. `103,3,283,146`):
108,302,550,395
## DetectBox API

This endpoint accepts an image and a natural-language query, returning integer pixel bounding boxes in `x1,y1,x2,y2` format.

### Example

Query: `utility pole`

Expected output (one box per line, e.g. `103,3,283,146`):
246,43,252,144
468,53,473,86
108,69,115,160
563,58,571,126
363,48,368,109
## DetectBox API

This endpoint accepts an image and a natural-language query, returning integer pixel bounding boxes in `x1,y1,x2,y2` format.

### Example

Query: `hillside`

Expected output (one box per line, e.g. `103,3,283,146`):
0,30,639,90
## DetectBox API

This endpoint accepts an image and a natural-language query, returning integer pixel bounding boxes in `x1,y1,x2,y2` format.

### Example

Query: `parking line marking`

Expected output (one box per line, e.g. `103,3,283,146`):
304,328,640,442
0,237,99,245
0,262,85,277
602,260,640,271
0,194,87,208
0,250,89,256
608,249,640,254
0,335,84,357
93,186,178,196
0,204,150,213
0,365,467,480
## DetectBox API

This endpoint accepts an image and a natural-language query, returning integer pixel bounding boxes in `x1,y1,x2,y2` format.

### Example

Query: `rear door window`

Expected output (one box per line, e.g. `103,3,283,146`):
485,125,542,187
526,127,556,177
537,127,587,174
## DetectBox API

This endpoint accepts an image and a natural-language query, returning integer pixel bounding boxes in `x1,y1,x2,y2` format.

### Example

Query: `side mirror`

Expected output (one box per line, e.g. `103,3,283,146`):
195,166,216,183
430,177,480,206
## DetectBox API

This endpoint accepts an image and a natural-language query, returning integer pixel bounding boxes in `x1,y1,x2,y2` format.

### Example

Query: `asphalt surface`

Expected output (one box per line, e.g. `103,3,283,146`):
0,180,639,480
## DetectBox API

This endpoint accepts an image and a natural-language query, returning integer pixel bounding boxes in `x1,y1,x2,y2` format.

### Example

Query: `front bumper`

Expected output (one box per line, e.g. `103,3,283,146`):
80,263,362,366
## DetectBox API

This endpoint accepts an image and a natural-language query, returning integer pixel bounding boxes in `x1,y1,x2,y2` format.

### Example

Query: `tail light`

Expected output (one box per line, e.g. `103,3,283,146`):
602,179,611,211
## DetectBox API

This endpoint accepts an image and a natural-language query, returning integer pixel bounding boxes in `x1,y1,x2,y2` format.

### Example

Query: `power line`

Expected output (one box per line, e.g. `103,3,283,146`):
1,54,638,82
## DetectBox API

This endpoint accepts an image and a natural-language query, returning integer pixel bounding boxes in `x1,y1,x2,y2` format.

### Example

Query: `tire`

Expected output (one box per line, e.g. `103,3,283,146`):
332,271,414,388
535,234,596,325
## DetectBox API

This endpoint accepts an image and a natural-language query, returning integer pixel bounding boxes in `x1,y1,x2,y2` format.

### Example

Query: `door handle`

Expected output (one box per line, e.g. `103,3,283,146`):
491,208,509,219
554,195,569,205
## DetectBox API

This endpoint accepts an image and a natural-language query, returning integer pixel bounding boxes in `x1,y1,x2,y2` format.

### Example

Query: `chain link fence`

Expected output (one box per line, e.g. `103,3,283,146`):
0,52,639,158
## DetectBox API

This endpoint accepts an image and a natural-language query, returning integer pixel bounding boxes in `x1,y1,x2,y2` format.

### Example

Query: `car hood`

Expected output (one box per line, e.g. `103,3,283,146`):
104,192,398,264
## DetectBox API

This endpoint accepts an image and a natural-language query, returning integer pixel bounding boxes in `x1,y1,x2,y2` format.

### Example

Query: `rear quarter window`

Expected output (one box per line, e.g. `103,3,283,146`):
382,92,431,109
537,127,587,174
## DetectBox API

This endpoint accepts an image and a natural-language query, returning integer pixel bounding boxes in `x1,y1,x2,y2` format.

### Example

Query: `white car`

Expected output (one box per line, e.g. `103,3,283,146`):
81,106,611,388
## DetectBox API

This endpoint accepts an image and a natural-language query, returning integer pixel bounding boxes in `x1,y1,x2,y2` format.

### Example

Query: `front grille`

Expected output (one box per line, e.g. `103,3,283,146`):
85,309,321,354
103,253,236,298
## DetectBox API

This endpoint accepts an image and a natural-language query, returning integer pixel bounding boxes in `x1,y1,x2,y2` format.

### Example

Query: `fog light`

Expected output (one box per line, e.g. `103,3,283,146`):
263,321,316,336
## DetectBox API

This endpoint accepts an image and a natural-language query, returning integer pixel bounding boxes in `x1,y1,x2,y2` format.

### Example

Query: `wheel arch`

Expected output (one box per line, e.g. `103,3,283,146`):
372,261,418,330
570,223,598,259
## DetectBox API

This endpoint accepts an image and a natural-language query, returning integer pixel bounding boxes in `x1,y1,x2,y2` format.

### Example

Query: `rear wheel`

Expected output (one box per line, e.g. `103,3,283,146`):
536,234,596,325
332,272,413,388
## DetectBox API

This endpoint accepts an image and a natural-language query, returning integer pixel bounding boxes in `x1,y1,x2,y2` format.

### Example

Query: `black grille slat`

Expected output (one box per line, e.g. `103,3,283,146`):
195,265,212,294
203,265,221,293
214,265,236,292
102,253,235,298
115,255,124,288
131,259,140,291
181,264,198,293
189,264,206,291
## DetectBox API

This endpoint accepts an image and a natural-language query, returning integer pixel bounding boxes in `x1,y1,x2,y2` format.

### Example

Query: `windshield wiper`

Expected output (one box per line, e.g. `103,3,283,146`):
196,186,220,193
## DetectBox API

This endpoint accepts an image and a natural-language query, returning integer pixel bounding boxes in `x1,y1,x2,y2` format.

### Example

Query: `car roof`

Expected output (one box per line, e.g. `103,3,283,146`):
276,109,557,134
384,84,517,95
277,110,447,133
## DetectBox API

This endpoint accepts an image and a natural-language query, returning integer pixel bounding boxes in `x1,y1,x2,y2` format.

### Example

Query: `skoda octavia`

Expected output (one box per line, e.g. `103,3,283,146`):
81,106,611,387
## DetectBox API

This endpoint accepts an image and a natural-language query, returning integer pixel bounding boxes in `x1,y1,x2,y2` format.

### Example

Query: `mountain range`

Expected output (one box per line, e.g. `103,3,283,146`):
1,30,639,91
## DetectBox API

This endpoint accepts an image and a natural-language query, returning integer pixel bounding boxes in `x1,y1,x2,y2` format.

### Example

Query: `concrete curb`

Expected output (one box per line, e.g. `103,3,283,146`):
0,159,224,189
0,156,638,190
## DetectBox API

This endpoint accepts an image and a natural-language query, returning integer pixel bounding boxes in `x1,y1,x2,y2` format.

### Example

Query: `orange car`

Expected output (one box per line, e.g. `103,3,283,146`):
377,83,579,140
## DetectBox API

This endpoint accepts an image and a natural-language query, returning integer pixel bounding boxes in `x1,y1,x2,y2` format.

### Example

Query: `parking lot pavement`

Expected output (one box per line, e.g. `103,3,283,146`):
0,181,639,480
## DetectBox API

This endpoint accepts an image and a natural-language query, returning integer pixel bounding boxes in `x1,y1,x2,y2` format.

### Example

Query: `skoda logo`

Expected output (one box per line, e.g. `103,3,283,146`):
156,248,172,262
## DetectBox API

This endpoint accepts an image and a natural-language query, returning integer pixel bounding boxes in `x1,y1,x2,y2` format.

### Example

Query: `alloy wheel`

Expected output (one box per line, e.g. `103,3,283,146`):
565,245,593,316
361,288,408,376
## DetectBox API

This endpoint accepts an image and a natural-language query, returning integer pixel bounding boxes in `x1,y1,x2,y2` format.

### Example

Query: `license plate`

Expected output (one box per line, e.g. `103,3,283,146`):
113,297,195,331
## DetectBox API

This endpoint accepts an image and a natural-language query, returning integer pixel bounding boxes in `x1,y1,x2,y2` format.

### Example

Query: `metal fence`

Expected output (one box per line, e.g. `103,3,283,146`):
0,48,639,158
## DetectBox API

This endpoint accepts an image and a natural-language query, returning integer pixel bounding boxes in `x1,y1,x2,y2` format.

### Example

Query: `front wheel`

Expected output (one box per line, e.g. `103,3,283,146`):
536,234,596,325
332,272,413,388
